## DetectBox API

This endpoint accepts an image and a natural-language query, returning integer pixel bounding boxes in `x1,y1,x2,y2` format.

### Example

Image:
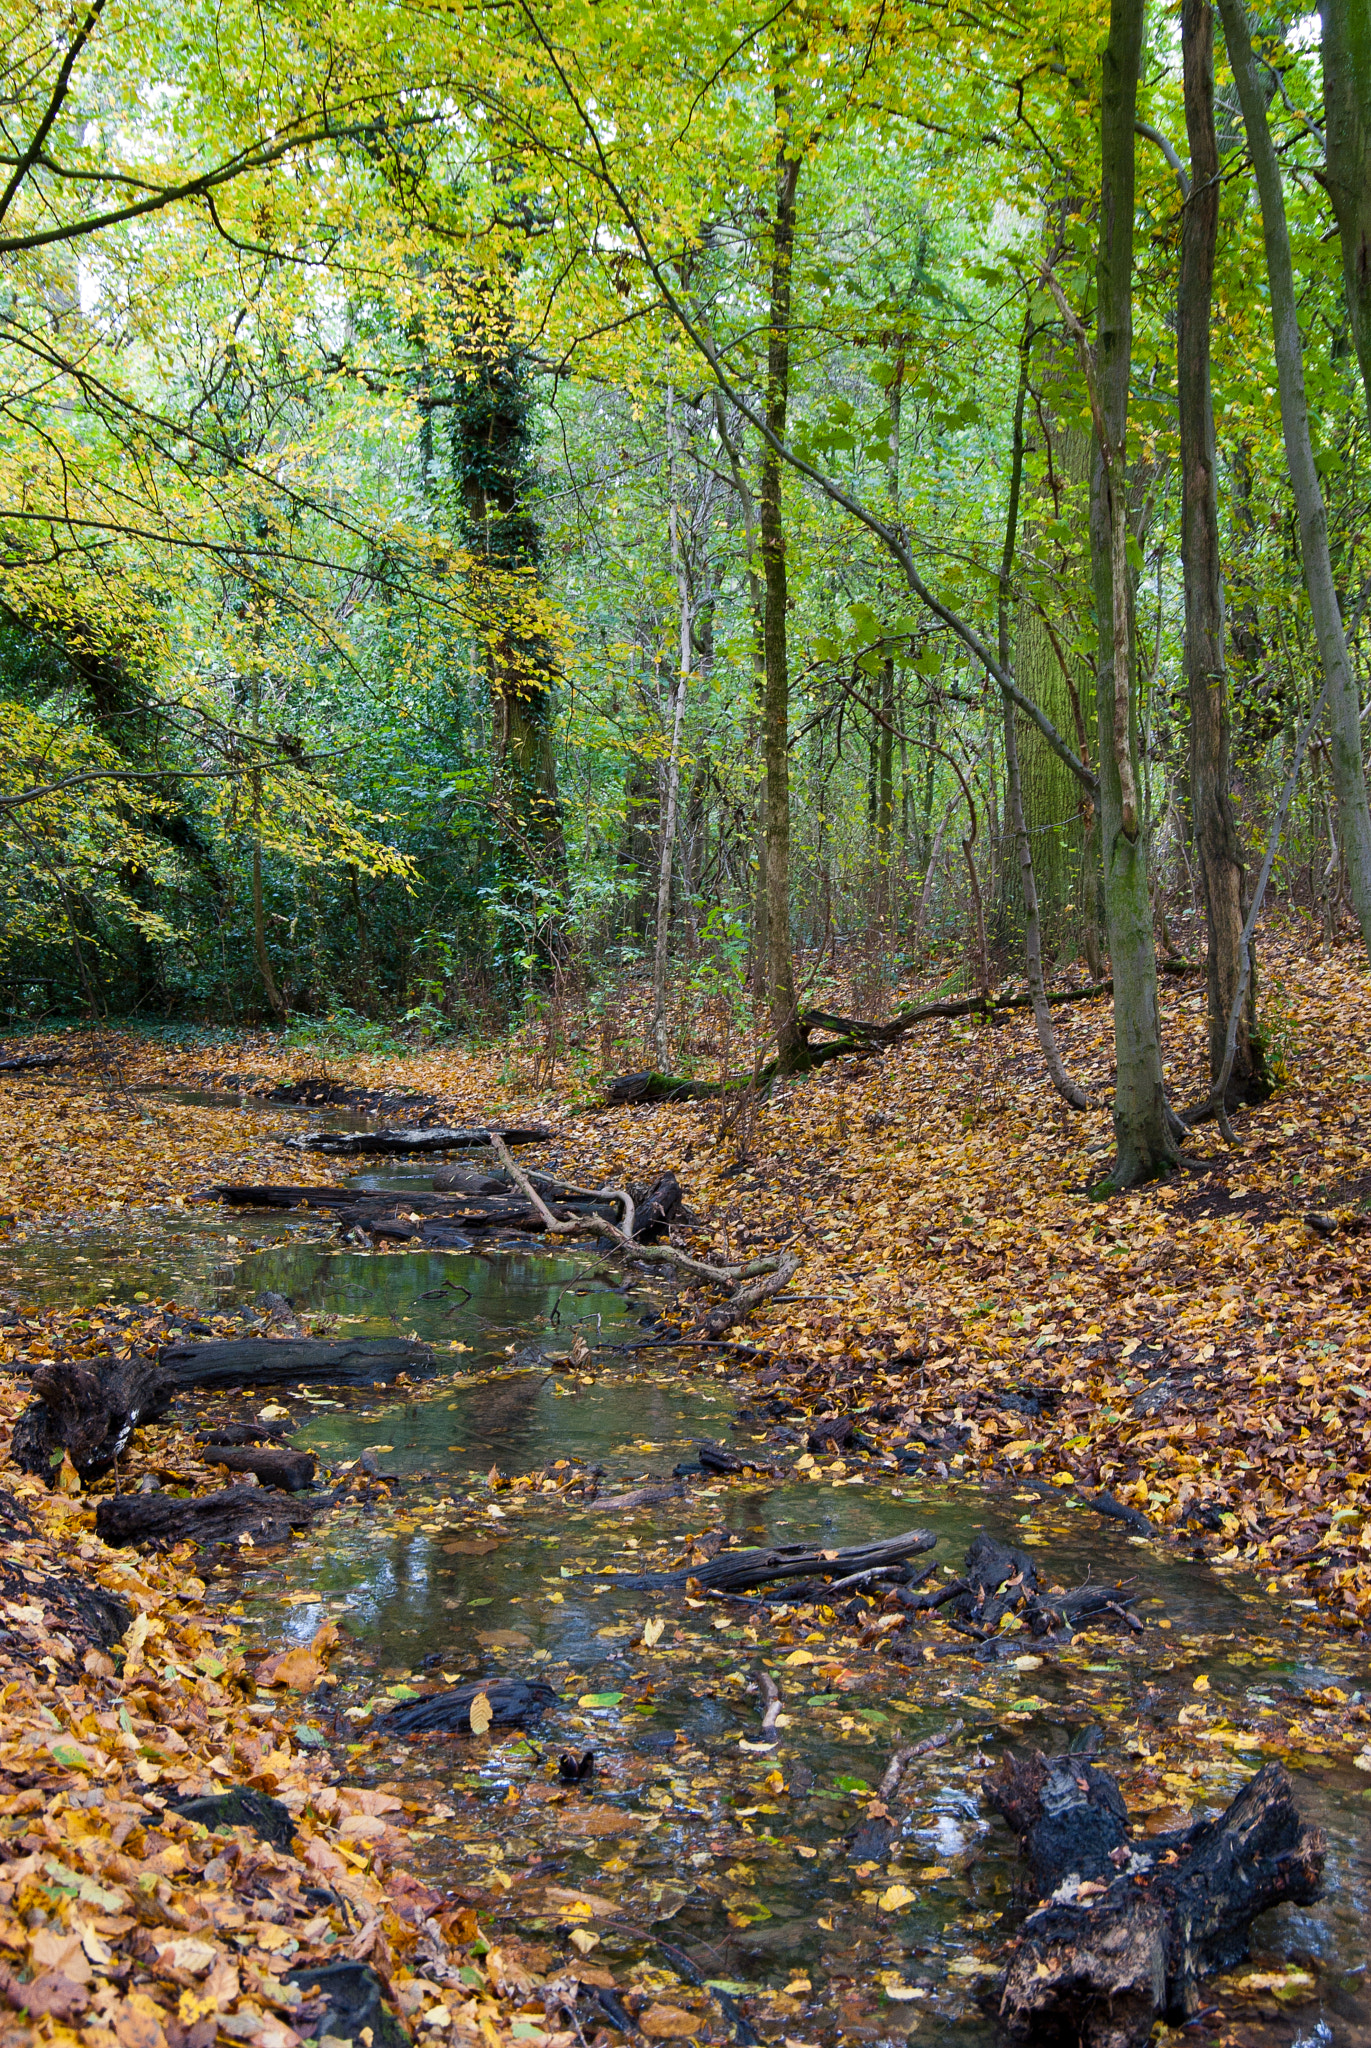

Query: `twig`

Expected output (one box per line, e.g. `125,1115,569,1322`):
879,1718,965,1802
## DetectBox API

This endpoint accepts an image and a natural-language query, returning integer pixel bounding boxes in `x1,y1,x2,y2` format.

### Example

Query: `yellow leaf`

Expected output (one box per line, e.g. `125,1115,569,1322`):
877,1884,916,1911
642,1618,665,1647
469,1691,493,1736
568,1929,600,1955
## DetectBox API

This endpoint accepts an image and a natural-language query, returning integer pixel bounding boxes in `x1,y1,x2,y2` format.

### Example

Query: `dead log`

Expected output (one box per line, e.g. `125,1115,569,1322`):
199,1422,294,1447
168,1787,296,1847
158,1336,434,1390
10,1356,176,1486
379,1678,559,1735
619,1526,937,1593
0,1051,66,1073
696,1252,800,1336
433,1163,510,1194
94,1485,313,1549
282,1123,551,1156
627,1171,682,1238
0,1556,130,1656
589,1480,687,1513
986,1754,1324,2047
206,1445,317,1491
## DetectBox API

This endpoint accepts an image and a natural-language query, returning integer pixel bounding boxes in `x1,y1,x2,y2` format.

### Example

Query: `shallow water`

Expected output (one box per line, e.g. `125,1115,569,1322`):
7,1200,1371,2044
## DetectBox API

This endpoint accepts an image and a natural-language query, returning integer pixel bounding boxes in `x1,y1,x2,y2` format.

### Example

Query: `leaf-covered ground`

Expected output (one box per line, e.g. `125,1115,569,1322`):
9,931,1361,1629
0,932,1369,2046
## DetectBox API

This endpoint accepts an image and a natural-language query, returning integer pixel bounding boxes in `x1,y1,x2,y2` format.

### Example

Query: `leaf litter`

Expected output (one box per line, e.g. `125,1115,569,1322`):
0,936,1368,2043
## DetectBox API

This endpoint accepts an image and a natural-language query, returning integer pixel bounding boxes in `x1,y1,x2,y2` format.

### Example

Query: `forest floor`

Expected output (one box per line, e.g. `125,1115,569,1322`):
0,926,1367,2048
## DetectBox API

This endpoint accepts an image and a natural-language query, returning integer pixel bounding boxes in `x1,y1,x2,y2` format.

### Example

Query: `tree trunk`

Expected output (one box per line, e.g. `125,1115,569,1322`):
1321,0,1371,429
1180,0,1269,1102
251,841,286,1019
1219,0,1371,960
1000,349,1089,1110
760,132,805,1069
1091,0,1180,1183
652,387,692,1069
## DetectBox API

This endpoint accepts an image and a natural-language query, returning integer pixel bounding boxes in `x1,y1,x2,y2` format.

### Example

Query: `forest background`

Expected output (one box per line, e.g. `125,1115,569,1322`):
3,0,1370,1187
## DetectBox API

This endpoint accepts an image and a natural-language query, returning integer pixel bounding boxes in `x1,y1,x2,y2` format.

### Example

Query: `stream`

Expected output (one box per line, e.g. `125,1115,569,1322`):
3,1105,1370,2047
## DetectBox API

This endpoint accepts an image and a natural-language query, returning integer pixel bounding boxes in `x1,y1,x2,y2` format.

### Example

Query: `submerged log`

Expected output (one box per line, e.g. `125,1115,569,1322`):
379,1678,559,1735
986,1754,1324,2047
206,1445,317,1491
621,1527,937,1594
284,1962,410,2048
158,1336,434,1390
283,1123,552,1156
10,1356,176,1486
95,1485,313,1550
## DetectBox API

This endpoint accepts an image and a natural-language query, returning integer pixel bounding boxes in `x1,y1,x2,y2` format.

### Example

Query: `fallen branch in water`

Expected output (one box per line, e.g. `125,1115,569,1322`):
487,1133,793,1293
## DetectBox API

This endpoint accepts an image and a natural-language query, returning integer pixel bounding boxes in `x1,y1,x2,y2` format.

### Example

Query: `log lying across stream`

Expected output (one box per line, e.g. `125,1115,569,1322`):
986,1752,1324,2046
281,1123,552,1157
203,1171,683,1245
613,1527,938,1594
157,1336,436,1390
95,1485,314,1550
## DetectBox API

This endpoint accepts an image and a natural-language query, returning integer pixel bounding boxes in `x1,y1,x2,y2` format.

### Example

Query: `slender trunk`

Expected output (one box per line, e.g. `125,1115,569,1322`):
1321,0,1371,429
1091,0,1180,1181
1219,0,1371,959
652,390,691,1068
760,129,804,1068
251,842,286,1019
1180,0,1269,1102
1000,349,1088,1109
712,392,771,999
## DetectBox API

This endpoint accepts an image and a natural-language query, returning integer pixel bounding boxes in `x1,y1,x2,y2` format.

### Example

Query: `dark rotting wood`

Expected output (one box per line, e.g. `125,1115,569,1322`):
157,1336,435,1390
95,1485,313,1550
1085,1487,1157,1536
199,1421,294,1447
282,1123,552,1156
284,1962,410,2048
168,1786,296,1847
432,1163,510,1194
0,1051,67,1074
987,1754,1324,2047
10,1356,176,1485
618,1527,938,1593
205,1445,317,1491
379,1678,560,1735
261,1079,437,1112
0,1556,130,1655
626,1172,682,1238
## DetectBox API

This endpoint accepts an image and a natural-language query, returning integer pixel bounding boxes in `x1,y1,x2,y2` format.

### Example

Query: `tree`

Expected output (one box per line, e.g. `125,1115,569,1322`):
1217,0,1371,961
1321,0,1371,429
1179,0,1269,1102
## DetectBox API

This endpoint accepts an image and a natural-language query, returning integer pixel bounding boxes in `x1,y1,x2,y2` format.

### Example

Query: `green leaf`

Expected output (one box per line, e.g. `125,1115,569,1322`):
578,1690,624,1708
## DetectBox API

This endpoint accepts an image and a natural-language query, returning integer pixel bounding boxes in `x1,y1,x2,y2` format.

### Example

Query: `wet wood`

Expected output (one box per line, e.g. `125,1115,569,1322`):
206,1445,317,1491
986,1754,1324,2047
379,1678,559,1735
282,1123,552,1157
10,1356,176,1485
95,1485,313,1550
158,1336,435,1390
620,1526,937,1593
0,1052,66,1074
588,1480,687,1513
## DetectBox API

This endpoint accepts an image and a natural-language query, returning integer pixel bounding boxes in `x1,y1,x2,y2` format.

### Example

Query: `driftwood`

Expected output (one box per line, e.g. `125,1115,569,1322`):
588,1480,687,1514
987,1753,1324,2047
158,1336,434,1390
380,1678,559,1735
10,1356,176,1485
206,1445,316,1491
95,1485,313,1550
621,1527,938,1594
696,1253,800,1336
282,1123,552,1156
0,1051,66,1074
